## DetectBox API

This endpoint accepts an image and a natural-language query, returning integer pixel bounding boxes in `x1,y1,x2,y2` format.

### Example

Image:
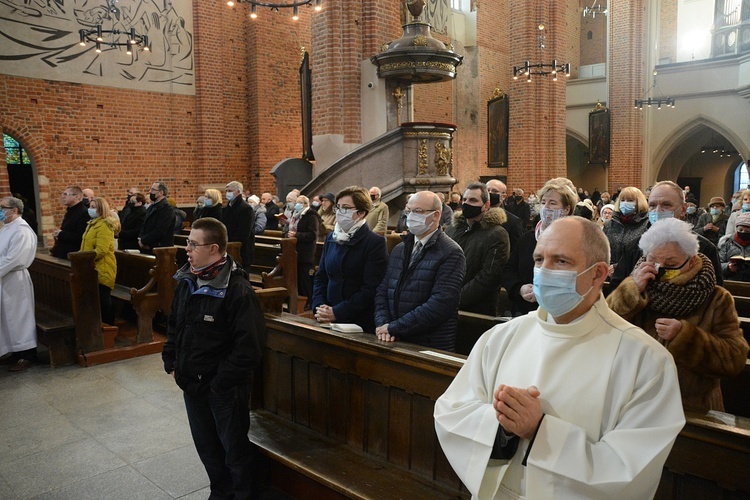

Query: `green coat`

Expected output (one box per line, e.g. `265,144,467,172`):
80,216,118,289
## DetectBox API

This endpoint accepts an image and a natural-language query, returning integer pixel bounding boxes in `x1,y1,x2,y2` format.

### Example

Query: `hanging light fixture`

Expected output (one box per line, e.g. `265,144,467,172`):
79,25,149,54
78,2,149,54
634,70,675,110
228,0,322,20
582,0,608,18
512,1,571,82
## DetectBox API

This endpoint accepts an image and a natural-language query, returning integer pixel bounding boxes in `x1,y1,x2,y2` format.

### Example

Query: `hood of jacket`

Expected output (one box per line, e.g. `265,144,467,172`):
451,206,507,230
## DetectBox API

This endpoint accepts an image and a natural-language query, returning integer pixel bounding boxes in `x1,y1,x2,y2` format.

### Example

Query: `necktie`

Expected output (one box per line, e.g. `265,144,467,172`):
411,241,423,265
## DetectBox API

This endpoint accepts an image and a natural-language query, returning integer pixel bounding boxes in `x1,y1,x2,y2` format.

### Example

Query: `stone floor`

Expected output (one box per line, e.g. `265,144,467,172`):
0,351,285,499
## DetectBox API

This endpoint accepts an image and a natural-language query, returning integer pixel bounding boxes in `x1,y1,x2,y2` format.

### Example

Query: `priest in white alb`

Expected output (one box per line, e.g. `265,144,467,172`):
434,216,685,499
0,196,38,371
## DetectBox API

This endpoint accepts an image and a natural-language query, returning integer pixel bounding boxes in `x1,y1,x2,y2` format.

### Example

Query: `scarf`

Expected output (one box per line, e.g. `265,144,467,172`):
333,218,366,244
288,207,309,234
191,256,228,281
640,253,716,317
619,213,635,224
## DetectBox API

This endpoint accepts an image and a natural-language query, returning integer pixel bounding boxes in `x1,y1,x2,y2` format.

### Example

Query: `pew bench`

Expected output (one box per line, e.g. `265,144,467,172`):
112,247,177,343
251,313,470,499
248,410,466,500
29,252,103,367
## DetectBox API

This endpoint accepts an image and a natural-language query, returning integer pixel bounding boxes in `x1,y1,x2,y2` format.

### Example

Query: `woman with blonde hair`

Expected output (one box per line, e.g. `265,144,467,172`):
81,197,120,325
603,186,649,268
502,178,578,316
199,188,223,220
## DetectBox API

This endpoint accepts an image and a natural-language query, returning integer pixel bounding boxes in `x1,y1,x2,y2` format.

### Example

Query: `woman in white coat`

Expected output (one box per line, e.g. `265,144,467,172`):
0,196,38,371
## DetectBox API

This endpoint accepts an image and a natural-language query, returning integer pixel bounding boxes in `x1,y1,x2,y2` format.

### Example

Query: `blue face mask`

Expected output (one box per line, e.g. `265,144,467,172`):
533,264,596,317
0,209,6,222
686,206,697,215
619,201,636,215
710,207,721,216
204,199,213,207
648,210,674,225
742,203,750,213
88,208,99,219
226,191,235,201
294,203,304,212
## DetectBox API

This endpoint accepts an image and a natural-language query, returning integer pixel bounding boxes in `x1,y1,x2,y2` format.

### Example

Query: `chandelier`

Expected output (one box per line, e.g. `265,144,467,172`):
227,0,322,20
700,145,737,157
512,2,570,82
582,1,607,18
79,25,150,54
634,70,675,110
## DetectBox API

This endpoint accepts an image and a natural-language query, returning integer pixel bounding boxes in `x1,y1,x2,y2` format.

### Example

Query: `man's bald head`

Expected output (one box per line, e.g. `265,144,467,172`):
486,179,507,206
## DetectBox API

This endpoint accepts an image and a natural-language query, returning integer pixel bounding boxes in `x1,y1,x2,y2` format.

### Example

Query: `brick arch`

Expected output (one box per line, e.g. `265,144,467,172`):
1,120,51,240
651,115,750,184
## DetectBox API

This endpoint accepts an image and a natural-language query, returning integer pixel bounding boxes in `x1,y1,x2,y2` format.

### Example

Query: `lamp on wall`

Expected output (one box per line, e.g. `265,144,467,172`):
228,0,322,20
79,25,149,55
512,1,571,82
634,70,675,110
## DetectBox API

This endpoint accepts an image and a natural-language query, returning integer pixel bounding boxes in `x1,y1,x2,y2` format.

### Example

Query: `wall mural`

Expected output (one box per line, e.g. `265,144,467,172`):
0,0,194,95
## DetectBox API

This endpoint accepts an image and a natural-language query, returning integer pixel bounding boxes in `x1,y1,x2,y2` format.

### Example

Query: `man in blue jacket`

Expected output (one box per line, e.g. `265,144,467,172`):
162,217,266,499
375,191,466,351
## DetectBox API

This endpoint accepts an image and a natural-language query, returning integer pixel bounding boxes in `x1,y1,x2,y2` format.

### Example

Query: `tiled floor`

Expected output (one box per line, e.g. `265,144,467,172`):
0,353,211,499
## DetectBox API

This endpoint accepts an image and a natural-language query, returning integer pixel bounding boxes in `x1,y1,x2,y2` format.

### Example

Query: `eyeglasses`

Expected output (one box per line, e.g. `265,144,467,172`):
61,193,76,197
335,206,356,215
0,206,12,210
186,240,215,250
403,209,436,216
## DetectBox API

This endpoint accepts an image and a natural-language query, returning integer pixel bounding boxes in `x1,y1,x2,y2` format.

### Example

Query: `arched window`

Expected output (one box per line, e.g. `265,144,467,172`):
4,134,30,166
587,30,593,40
734,161,749,192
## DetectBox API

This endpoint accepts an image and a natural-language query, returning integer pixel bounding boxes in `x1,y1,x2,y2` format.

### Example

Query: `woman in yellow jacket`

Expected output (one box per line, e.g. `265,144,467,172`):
80,197,120,325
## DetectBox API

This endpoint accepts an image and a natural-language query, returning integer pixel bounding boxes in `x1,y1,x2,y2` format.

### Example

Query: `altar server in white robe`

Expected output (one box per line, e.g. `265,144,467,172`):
435,216,685,499
0,196,38,371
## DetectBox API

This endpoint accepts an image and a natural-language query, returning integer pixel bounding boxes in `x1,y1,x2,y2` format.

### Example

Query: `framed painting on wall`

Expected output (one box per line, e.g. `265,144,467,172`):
588,103,610,165
487,92,509,168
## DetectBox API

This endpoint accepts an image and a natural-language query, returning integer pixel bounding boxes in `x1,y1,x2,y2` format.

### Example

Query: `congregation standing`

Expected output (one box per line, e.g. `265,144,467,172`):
3,174,750,499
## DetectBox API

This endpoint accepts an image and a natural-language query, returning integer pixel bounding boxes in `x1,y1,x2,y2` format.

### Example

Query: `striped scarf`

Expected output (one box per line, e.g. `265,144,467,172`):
642,253,716,317
191,256,227,281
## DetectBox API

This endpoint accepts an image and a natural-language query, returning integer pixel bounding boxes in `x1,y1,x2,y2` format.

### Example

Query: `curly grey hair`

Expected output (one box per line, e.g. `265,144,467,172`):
638,218,699,257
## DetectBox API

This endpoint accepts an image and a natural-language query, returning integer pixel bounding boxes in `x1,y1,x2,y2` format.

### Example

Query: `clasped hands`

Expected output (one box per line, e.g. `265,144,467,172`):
493,384,543,440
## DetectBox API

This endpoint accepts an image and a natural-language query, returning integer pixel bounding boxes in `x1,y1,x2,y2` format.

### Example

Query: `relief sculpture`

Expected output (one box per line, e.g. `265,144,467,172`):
435,141,452,176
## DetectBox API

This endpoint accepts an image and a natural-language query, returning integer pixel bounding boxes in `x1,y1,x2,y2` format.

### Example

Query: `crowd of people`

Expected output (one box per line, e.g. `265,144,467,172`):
2,175,750,498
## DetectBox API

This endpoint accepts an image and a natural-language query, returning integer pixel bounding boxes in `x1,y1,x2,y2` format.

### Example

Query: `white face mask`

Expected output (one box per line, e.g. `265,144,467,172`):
336,209,357,232
406,211,435,236
540,206,566,226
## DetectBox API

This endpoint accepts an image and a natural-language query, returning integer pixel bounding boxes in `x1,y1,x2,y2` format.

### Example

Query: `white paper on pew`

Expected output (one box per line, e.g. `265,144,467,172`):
419,350,466,364
331,323,364,333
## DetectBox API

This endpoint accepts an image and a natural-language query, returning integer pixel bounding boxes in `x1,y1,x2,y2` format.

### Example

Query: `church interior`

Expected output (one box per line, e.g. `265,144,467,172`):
1,0,750,498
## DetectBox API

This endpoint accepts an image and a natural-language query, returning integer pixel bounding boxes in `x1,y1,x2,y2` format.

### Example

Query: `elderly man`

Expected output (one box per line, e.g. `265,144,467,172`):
610,180,723,290
119,187,141,221
223,181,256,272
138,181,175,253
446,182,510,315
486,179,525,250
0,197,39,371
260,192,280,231
82,188,95,208
374,191,465,351
51,186,89,259
365,186,389,233
162,217,266,498
695,196,729,246
435,216,684,498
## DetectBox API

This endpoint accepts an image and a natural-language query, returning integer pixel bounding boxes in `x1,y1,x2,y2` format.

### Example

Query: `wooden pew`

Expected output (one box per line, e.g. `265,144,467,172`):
255,315,750,499
252,314,469,499
112,247,178,343
29,251,103,366
261,238,299,314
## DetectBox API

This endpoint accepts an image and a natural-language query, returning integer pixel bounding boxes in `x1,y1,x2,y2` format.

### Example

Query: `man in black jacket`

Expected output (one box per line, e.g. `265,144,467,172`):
486,179,525,251
162,217,266,499
261,192,280,231
223,181,256,272
119,193,147,250
51,186,89,259
446,183,510,316
138,181,175,253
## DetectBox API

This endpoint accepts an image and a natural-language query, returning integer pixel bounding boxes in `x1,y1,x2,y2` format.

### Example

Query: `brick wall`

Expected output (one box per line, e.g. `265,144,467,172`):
659,0,678,64
608,0,645,192
579,1,607,66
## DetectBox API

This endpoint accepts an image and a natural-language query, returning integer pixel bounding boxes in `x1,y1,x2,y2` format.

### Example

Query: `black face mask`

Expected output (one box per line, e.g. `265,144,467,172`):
489,193,501,206
515,196,523,202
82,198,90,208
371,195,377,202
738,231,750,241
149,193,157,202
462,203,483,219
448,202,459,211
